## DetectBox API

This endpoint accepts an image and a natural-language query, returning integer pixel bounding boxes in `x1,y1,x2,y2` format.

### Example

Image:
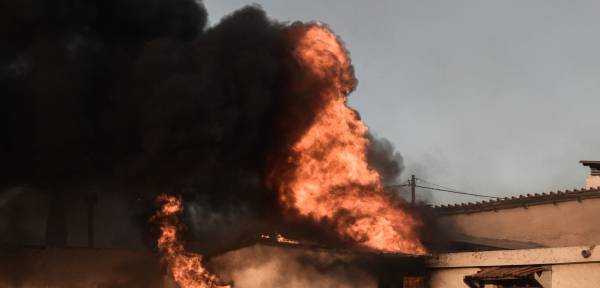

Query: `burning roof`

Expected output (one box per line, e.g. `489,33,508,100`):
1,1,432,287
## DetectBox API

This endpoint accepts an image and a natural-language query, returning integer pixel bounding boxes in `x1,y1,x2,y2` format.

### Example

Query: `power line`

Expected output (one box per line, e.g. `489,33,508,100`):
387,178,499,199
8,180,499,199
417,178,463,193
414,185,497,199
415,178,499,198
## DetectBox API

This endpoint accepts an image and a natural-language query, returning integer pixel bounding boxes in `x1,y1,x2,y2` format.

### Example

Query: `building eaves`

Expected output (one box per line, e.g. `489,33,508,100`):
202,231,430,260
580,160,600,176
432,186,600,215
470,266,548,278
447,237,546,252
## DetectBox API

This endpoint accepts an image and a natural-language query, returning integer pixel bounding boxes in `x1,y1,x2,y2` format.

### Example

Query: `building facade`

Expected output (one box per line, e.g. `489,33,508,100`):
426,161,600,287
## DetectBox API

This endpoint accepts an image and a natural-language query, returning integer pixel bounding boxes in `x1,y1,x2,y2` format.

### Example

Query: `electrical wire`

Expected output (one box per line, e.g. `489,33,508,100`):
417,178,463,193
387,178,499,199
8,179,499,199
416,178,499,198
414,185,497,199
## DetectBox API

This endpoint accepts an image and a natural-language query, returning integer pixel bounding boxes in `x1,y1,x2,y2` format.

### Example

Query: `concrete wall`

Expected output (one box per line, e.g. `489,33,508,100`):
0,246,176,288
437,197,600,247
427,245,600,288
428,245,600,267
428,264,600,288
552,263,600,287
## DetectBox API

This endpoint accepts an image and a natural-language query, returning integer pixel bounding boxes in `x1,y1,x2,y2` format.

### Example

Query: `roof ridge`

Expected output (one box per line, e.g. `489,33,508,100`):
434,186,600,211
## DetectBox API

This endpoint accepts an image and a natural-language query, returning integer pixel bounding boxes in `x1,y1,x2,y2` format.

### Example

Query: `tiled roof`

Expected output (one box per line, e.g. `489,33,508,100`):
433,186,600,215
470,266,548,278
470,266,548,279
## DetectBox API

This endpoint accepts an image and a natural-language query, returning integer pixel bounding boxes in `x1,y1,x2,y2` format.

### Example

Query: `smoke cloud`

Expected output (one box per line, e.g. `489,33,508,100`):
207,244,377,288
0,0,420,251
0,0,282,191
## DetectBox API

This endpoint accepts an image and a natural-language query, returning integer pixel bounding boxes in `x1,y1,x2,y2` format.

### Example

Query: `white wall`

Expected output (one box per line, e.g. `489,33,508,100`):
427,245,600,288
437,198,600,247
552,263,600,288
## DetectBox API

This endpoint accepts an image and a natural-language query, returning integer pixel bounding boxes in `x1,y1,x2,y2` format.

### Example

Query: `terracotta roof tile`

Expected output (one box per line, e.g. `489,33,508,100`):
434,187,600,214
470,266,548,279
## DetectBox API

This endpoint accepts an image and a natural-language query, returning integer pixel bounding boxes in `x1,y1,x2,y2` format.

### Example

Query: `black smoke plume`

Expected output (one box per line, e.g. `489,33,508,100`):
0,0,416,251
0,0,281,190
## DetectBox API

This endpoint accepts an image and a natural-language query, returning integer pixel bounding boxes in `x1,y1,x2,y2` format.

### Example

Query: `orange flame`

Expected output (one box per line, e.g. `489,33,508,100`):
268,24,426,255
260,234,299,244
150,194,230,288
276,234,300,244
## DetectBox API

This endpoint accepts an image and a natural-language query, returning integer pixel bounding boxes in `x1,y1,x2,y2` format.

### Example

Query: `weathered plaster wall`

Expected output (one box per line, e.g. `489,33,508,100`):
427,245,600,288
552,263,600,288
0,246,175,288
427,268,478,288
428,263,600,288
427,245,600,268
208,244,378,288
437,197,600,247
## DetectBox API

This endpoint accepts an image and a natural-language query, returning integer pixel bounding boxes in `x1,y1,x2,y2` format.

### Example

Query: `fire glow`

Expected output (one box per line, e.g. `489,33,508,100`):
268,24,426,255
151,23,426,287
150,194,230,288
261,234,301,244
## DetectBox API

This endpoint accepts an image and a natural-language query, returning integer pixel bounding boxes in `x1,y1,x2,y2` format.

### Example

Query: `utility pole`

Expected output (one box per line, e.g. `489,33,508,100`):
83,193,98,248
411,174,416,206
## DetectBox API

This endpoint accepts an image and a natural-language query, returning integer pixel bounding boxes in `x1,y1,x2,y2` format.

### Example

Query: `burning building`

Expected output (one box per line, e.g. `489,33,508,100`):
2,0,598,287
1,0,430,287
